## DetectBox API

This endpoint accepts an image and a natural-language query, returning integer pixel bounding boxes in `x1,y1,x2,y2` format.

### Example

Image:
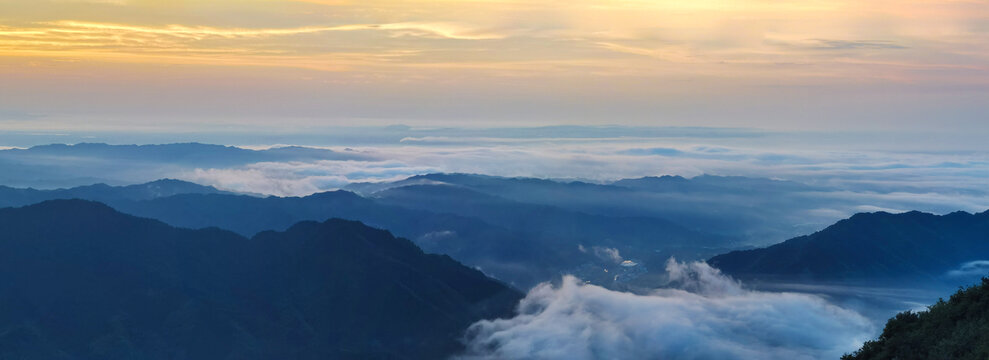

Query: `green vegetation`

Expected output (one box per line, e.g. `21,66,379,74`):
843,277,989,360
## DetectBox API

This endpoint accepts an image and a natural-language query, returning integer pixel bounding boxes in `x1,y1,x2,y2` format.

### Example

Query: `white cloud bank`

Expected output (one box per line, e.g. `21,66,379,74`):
180,159,437,197
168,140,989,217
457,259,873,360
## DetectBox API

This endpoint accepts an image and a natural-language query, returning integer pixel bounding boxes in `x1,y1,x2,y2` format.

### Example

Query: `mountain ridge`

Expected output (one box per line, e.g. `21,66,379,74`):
0,179,739,288
709,209,989,281
0,199,521,359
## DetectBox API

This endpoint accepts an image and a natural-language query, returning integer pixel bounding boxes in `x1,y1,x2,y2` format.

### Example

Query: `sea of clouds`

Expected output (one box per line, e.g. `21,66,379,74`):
3,126,988,218
171,139,989,225
457,259,874,360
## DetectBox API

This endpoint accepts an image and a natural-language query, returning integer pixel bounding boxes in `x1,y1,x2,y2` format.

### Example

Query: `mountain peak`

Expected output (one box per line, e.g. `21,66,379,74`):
710,209,989,281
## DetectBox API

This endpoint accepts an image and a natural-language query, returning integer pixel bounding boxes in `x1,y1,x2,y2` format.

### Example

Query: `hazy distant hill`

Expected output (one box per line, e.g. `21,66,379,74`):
709,210,989,281
347,173,840,244
0,143,370,188
367,183,736,259
0,181,573,287
3,142,366,165
347,173,815,197
843,277,989,360
0,178,231,208
612,174,816,193
115,191,570,288
0,200,520,359
0,179,738,288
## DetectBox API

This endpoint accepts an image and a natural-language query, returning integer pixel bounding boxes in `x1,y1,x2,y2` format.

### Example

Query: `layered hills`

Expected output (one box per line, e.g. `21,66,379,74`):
0,200,520,359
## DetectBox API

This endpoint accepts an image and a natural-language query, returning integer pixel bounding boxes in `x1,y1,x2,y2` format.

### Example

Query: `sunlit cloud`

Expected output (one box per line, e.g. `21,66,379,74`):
0,20,501,55
35,20,503,40
51,0,127,4
0,0,986,129
2,0,985,75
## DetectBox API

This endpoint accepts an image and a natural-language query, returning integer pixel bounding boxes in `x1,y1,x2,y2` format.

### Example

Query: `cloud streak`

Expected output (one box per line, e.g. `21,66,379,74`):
0,20,500,58
458,259,873,360
35,20,504,41
947,260,989,278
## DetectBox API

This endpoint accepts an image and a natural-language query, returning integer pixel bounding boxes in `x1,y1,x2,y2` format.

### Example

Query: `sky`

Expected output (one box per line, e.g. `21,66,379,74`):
1,0,987,133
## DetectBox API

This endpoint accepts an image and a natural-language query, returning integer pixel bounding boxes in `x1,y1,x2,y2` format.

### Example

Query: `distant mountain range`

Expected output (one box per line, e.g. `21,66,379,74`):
0,200,520,359
709,210,989,282
0,179,737,288
3,142,982,247
6,171,987,289
0,179,232,207
346,173,845,243
0,143,371,189
361,182,735,258
3,142,367,165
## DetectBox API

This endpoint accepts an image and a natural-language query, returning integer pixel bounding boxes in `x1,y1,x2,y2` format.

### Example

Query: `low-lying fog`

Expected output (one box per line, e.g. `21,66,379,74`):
460,259,982,359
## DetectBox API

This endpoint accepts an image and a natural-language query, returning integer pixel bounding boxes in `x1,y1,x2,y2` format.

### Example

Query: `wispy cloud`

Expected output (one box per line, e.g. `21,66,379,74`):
946,260,989,278
33,20,504,40
0,20,500,56
0,19,507,73
810,39,907,50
